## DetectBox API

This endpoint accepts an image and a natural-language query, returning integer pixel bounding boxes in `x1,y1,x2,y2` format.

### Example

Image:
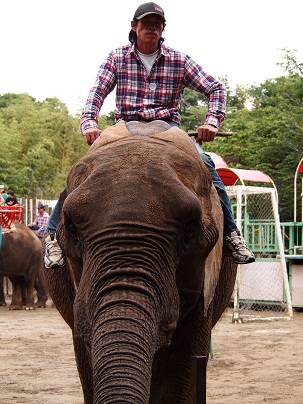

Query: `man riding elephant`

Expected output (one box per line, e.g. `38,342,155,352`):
44,1,254,268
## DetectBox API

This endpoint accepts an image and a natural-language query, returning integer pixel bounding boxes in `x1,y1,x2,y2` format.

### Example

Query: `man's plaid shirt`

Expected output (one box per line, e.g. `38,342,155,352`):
80,43,227,133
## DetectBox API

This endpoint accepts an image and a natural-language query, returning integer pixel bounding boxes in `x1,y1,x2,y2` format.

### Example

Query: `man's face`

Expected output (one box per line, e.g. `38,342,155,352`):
133,14,164,46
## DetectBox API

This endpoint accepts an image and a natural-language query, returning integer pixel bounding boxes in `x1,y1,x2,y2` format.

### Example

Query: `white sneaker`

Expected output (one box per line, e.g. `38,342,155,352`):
44,234,66,269
224,230,255,264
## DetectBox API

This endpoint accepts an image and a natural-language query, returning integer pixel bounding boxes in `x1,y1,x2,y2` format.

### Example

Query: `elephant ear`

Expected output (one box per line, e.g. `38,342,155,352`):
202,185,224,316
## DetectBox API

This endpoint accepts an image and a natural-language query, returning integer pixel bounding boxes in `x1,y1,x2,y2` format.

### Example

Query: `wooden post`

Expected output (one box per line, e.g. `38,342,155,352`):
191,356,207,404
188,131,233,138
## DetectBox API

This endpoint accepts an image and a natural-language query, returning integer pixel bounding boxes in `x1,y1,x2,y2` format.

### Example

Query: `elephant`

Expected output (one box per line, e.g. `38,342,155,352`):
0,273,48,308
44,120,238,403
0,222,44,310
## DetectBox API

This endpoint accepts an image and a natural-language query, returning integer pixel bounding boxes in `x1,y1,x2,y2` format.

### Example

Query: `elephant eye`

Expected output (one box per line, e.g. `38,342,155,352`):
67,223,80,242
184,221,197,244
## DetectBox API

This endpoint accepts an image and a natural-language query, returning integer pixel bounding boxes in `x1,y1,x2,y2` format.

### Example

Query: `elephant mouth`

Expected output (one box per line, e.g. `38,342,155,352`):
159,320,178,347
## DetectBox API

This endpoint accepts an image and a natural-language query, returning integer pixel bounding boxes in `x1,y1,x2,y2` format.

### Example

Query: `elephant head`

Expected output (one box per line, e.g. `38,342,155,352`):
52,121,236,403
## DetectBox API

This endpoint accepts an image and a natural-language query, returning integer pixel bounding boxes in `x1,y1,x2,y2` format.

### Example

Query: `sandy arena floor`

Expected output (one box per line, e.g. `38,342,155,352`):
1,300,302,403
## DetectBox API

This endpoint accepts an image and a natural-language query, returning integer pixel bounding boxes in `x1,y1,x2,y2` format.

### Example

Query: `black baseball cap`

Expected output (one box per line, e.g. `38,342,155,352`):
38,204,45,209
134,2,165,21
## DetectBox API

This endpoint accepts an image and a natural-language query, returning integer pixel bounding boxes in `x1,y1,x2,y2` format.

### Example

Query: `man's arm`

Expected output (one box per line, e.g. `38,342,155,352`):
80,52,117,145
184,56,227,143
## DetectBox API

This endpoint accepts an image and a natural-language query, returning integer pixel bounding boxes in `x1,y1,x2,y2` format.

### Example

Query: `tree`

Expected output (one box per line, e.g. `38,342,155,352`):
179,51,303,221
207,50,303,220
0,94,88,198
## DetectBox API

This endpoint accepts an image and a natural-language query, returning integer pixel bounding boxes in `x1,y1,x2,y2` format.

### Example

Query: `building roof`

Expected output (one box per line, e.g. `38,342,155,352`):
207,152,274,186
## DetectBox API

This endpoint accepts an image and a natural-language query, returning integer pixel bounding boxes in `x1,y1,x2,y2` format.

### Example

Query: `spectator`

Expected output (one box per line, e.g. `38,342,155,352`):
5,190,18,206
28,204,50,238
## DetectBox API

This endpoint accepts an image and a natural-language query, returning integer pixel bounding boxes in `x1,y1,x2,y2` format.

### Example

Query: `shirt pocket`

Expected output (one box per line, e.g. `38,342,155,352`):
156,79,181,105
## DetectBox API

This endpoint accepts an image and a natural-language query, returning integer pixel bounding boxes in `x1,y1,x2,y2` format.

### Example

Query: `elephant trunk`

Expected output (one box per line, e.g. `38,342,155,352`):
91,286,159,403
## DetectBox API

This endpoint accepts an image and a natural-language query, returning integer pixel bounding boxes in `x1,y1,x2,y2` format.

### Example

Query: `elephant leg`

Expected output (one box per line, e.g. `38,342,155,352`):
44,265,75,329
0,275,7,306
211,252,238,328
35,272,48,308
9,276,24,310
21,280,27,306
24,277,37,310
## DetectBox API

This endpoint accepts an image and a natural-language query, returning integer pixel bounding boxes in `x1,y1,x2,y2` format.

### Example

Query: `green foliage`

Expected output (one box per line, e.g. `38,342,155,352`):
204,50,303,221
179,51,303,221
180,88,207,132
0,93,89,199
0,93,116,199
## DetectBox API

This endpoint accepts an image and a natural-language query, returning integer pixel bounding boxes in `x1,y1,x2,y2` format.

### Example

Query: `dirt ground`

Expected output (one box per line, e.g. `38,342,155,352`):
1,299,303,404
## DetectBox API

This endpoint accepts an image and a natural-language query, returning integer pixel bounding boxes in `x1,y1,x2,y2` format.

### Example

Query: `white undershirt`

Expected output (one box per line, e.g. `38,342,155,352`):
137,50,158,75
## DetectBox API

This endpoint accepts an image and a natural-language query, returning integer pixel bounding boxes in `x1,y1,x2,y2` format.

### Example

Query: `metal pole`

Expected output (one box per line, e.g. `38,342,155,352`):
271,189,293,319
294,165,298,223
191,356,207,404
294,157,303,223
233,186,243,323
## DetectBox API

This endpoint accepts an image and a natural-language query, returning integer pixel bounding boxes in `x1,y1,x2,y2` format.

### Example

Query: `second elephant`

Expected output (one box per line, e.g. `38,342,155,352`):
0,223,44,310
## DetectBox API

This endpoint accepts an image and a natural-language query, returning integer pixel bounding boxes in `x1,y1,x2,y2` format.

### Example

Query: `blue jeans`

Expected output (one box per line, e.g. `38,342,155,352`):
194,143,237,236
47,121,237,237
46,200,59,235
29,225,45,238
168,121,237,235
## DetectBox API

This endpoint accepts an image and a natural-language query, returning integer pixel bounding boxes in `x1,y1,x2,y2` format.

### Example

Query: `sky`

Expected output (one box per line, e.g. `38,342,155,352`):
1,0,303,116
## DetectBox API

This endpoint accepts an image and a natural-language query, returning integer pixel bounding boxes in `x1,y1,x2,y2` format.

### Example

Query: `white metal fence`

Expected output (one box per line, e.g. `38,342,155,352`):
227,186,293,322
18,198,57,225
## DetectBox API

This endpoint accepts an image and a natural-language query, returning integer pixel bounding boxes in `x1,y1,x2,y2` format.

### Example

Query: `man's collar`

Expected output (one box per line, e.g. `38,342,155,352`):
127,42,170,58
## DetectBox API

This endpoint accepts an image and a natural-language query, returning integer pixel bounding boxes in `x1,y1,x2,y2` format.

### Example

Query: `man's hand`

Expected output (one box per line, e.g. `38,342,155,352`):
83,128,102,146
196,124,218,145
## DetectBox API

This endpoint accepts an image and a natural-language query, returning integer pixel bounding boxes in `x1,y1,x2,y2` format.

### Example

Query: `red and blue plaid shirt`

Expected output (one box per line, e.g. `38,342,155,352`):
32,211,49,233
80,43,226,133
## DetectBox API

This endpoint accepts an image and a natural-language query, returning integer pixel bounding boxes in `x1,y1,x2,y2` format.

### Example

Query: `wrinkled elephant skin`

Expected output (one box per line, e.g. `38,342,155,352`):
45,121,237,403
0,223,43,310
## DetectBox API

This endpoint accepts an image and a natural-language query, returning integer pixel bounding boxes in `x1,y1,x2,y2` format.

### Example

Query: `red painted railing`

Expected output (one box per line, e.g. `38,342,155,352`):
0,206,24,228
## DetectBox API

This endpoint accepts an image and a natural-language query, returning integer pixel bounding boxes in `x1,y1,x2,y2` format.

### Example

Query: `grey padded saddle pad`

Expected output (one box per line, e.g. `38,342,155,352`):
126,120,171,136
